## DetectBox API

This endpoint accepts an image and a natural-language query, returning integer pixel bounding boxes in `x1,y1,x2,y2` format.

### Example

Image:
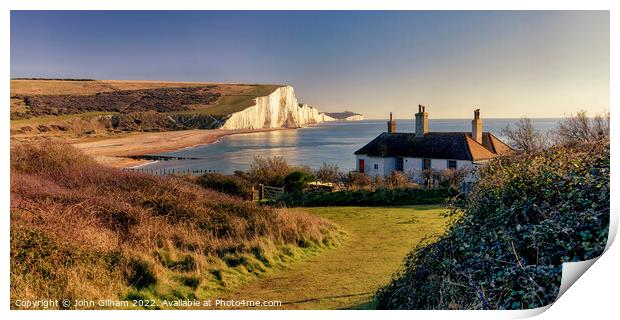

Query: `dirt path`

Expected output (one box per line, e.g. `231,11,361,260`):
217,206,448,310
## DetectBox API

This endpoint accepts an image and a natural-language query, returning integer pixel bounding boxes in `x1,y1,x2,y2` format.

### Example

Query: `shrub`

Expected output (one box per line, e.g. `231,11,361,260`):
10,142,339,306
125,258,157,289
279,187,454,207
344,172,373,190
247,155,292,187
315,163,342,183
284,170,315,193
439,168,470,189
385,171,411,189
195,173,253,199
375,143,609,310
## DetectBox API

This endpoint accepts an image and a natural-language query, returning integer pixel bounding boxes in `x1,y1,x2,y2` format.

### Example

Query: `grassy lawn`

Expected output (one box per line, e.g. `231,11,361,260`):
217,205,449,309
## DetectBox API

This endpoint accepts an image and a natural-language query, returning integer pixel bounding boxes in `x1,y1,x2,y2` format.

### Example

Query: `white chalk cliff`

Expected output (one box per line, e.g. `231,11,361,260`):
220,86,323,130
318,113,337,122
341,114,364,121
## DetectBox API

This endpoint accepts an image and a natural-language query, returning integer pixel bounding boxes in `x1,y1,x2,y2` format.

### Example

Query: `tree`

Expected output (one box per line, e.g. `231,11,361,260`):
552,110,610,147
247,155,291,186
284,170,314,193
315,163,342,183
501,117,545,154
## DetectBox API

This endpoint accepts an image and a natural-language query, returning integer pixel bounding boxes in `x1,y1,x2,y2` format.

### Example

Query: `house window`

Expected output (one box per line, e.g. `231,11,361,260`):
395,157,404,171
422,158,431,170
374,164,379,170
448,160,457,170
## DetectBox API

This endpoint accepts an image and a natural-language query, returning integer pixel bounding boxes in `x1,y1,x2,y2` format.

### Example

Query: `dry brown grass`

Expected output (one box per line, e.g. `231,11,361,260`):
10,142,339,308
10,79,265,97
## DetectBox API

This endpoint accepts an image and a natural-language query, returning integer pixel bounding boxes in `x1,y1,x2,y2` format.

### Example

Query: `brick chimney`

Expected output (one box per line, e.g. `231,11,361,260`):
472,108,483,143
387,112,397,133
415,104,428,138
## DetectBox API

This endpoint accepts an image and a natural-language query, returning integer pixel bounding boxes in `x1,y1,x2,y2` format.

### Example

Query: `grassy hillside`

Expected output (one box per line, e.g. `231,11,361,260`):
10,142,340,309
375,143,609,310
10,79,273,97
183,84,281,116
10,80,283,138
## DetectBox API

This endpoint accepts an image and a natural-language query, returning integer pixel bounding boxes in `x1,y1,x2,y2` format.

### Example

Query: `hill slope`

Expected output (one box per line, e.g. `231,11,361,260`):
10,142,341,308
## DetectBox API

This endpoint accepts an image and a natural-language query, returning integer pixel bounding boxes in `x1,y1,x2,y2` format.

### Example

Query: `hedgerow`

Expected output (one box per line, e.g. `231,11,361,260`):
278,187,455,207
376,142,609,309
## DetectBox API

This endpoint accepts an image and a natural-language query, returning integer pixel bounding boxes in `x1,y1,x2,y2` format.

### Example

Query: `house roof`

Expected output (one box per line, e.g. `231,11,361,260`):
482,133,513,156
354,132,511,161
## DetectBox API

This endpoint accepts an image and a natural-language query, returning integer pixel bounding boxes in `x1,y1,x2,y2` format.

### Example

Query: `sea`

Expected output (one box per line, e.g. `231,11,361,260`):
140,119,560,174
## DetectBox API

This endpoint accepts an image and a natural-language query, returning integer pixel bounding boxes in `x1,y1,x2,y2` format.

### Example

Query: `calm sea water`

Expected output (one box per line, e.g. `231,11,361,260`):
141,119,560,174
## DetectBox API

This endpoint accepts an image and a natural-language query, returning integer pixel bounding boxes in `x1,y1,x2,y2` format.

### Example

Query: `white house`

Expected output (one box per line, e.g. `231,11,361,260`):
354,106,512,183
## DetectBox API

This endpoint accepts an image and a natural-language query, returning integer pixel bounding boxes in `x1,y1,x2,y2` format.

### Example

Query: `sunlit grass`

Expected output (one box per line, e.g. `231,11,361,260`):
217,205,449,309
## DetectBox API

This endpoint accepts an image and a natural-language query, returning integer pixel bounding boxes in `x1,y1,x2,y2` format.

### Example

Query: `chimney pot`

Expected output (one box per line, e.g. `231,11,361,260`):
471,108,483,143
387,112,397,133
415,105,428,138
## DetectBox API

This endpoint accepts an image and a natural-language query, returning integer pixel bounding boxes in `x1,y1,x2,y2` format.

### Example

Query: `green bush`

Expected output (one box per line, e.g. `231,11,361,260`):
284,170,314,193
195,173,253,199
279,187,455,207
375,143,609,310
125,258,157,289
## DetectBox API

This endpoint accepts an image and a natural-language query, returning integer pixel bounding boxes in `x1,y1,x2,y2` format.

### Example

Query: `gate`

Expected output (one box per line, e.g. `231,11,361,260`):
257,184,285,201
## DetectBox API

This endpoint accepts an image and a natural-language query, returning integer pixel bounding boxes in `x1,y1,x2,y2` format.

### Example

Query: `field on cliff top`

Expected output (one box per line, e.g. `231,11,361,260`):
10,79,283,140
11,79,283,119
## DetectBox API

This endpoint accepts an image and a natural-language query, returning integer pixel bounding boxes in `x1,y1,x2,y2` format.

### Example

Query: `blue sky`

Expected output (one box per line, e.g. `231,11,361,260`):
11,11,609,118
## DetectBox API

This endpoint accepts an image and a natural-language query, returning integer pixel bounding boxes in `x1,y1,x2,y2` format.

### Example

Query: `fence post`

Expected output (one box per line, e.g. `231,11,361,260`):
259,184,264,201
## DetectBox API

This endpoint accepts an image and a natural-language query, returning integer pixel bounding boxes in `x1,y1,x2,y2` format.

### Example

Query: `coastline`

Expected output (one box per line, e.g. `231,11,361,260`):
71,127,292,168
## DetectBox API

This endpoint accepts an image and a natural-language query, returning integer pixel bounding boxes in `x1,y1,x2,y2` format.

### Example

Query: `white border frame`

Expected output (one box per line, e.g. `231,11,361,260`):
2,1,617,320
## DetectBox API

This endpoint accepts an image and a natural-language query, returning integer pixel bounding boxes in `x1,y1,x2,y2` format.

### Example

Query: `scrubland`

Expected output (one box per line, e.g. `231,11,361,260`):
10,142,340,309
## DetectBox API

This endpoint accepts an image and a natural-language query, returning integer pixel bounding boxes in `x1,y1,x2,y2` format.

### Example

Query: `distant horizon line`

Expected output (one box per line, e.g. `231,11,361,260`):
9,78,607,120
363,117,569,120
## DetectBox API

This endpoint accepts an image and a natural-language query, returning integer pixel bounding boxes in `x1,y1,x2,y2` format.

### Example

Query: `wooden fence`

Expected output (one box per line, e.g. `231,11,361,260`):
256,184,284,201
122,167,218,176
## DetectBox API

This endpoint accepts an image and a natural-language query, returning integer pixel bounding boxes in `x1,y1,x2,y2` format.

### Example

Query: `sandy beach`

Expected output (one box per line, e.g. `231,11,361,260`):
72,128,290,168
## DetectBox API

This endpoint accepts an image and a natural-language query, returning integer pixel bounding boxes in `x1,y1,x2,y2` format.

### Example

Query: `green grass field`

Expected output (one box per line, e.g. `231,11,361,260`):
11,111,118,126
175,84,282,116
217,205,449,309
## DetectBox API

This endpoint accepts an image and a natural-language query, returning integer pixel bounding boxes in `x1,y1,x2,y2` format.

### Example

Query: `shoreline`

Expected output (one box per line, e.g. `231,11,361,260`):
71,127,292,168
